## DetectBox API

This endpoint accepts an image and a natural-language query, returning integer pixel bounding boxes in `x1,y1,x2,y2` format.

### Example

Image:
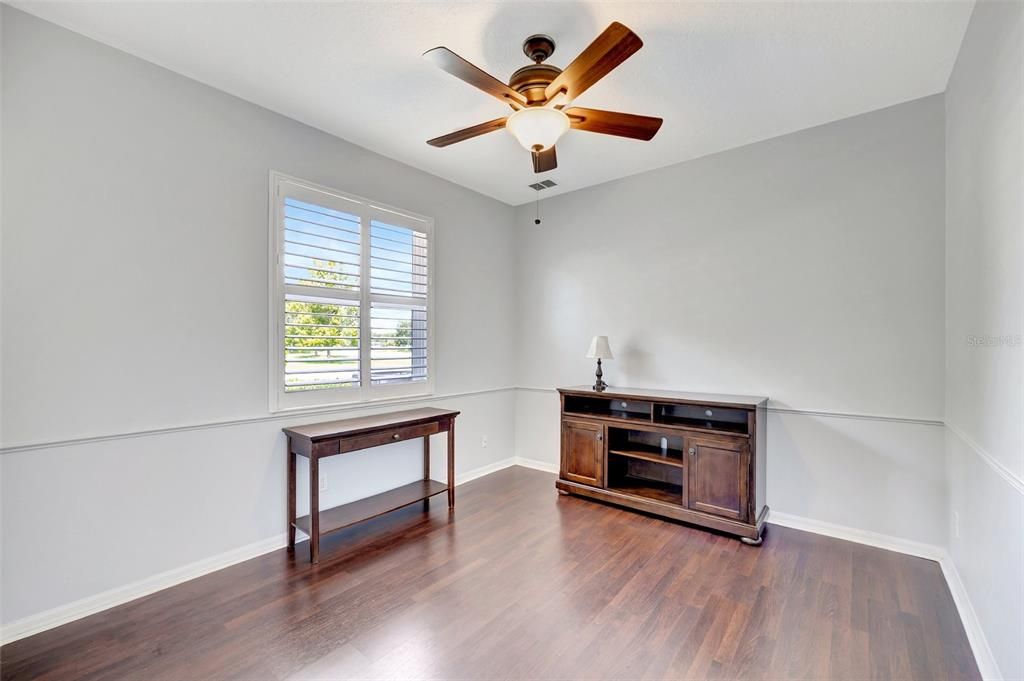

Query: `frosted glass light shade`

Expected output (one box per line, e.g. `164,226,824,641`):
505,107,570,152
586,335,614,360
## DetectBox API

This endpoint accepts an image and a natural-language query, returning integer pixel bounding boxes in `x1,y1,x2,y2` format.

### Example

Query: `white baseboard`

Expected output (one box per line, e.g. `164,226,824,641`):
938,553,1003,680
768,510,1000,680
513,456,558,474
456,457,516,484
0,456,522,646
767,510,945,560
0,532,288,646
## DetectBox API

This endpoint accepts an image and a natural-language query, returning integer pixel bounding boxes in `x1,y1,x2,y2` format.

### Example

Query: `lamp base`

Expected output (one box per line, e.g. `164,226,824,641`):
593,358,607,392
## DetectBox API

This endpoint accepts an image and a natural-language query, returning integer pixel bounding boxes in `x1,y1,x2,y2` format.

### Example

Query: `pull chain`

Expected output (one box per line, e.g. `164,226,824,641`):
534,189,542,225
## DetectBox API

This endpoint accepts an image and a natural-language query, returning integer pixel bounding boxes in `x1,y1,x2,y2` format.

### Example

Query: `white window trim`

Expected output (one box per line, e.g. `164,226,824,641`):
268,171,435,413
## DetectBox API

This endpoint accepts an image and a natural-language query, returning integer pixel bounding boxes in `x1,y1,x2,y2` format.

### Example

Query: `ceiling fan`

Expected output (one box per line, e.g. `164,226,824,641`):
423,22,663,174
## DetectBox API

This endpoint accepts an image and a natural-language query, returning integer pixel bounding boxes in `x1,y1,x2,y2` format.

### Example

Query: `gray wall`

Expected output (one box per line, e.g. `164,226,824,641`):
945,2,1024,679
514,95,948,546
1,7,517,628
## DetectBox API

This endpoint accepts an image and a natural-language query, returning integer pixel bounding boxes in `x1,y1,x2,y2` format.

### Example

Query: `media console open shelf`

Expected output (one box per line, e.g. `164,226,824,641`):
557,386,768,544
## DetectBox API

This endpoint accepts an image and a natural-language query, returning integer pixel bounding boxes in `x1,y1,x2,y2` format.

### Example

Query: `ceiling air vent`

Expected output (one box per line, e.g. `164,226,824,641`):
528,180,558,191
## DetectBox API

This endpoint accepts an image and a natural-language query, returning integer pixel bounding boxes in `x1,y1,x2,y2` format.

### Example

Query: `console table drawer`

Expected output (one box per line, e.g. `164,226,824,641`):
340,421,441,453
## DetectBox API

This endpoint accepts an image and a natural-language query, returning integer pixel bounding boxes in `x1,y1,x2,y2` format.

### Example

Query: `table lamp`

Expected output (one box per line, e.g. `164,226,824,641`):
586,336,614,392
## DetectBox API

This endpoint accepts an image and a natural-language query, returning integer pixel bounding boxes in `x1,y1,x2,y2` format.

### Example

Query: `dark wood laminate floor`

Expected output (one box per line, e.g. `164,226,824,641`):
1,466,979,681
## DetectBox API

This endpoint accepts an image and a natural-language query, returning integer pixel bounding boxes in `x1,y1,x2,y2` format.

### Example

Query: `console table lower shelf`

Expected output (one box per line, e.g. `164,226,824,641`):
292,479,449,539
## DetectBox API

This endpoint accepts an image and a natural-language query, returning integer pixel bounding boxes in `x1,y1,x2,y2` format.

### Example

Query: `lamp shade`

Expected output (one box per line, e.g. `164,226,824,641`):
586,335,614,360
505,107,570,152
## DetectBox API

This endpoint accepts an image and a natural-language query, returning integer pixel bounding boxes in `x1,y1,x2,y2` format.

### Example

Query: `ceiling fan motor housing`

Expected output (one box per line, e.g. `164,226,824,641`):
511,34,560,105
509,63,562,105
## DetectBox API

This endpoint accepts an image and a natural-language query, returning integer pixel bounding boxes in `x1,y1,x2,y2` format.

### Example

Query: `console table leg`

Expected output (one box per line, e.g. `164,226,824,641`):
423,435,430,510
287,443,296,550
309,455,320,564
447,421,455,509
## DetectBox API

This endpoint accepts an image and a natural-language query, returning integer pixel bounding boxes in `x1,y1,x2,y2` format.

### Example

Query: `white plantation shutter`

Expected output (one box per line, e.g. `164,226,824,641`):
283,199,361,292
369,220,429,385
282,198,362,392
270,174,433,410
284,296,361,391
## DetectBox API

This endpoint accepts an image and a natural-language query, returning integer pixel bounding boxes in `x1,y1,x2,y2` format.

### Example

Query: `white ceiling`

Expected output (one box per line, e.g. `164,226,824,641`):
13,1,974,205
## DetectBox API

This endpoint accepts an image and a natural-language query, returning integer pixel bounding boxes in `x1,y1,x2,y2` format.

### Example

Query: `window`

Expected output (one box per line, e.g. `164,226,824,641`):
269,173,433,411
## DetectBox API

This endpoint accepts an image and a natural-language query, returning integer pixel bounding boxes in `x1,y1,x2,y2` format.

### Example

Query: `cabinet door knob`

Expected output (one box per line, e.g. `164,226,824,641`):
393,433,401,440
597,433,604,441
688,448,695,455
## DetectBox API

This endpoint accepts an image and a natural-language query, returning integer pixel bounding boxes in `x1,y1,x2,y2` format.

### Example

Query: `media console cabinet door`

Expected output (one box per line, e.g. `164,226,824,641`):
561,419,604,487
687,436,749,521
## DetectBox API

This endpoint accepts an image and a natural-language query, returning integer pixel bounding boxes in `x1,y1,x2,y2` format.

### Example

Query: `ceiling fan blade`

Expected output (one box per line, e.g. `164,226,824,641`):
423,47,527,108
532,146,557,173
565,107,663,141
427,118,508,147
543,22,643,105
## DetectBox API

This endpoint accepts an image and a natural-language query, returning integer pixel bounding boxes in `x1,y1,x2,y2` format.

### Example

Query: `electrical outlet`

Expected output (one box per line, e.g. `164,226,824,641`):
319,476,327,492
953,511,960,539
481,435,489,448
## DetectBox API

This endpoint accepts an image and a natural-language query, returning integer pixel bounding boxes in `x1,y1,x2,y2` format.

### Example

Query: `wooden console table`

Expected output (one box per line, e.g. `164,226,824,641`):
283,407,460,564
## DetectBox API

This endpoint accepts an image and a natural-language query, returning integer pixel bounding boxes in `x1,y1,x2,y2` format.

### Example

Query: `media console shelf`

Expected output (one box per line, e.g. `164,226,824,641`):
557,386,768,544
